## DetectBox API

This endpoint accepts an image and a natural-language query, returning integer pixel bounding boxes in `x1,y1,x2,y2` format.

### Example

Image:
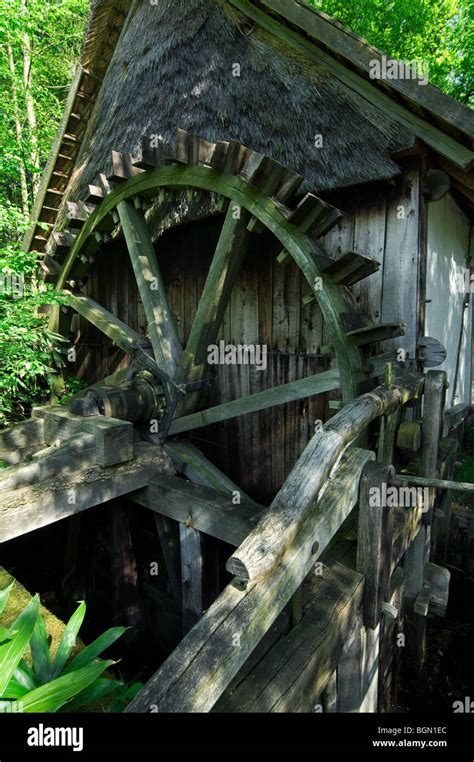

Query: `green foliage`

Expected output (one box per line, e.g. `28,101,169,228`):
0,589,128,713
309,0,473,106
0,0,88,209
0,265,68,424
58,376,88,405
0,0,88,426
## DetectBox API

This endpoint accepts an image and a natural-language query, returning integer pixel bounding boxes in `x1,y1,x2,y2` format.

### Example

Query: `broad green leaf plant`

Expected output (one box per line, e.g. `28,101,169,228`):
0,585,130,713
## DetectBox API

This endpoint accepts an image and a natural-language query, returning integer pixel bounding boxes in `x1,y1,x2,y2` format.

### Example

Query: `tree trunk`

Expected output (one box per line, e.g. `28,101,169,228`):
21,0,40,197
6,44,30,215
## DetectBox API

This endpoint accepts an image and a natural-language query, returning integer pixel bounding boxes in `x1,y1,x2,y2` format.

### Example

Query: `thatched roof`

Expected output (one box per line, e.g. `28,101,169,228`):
24,0,474,253
71,0,413,199
81,0,133,72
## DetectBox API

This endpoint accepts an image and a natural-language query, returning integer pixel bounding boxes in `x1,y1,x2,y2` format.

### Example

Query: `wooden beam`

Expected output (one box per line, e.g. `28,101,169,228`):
214,562,364,712
0,444,173,544
443,403,472,437
125,447,373,713
63,290,165,377
420,370,447,525
130,475,260,547
357,462,395,629
264,0,474,144
346,323,405,346
174,204,252,414
169,368,340,434
180,525,204,634
395,473,474,493
0,418,44,455
228,0,474,171
0,433,95,492
227,375,424,589
31,406,133,467
23,65,85,253
117,200,182,375
163,439,255,502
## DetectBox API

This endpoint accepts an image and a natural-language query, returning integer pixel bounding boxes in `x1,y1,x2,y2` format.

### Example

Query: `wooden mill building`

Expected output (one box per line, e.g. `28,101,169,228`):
1,0,473,713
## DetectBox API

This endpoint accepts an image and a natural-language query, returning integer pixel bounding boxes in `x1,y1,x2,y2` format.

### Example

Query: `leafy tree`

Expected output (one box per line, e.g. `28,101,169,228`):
0,0,87,425
0,0,88,212
310,0,473,106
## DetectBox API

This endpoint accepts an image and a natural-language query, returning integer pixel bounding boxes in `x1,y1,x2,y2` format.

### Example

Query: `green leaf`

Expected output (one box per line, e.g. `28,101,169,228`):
52,600,85,678
0,626,15,645
0,583,14,615
3,675,30,699
63,678,124,712
13,659,37,692
30,613,52,684
64,627,127,674
0,594,39,694
20,660,115,713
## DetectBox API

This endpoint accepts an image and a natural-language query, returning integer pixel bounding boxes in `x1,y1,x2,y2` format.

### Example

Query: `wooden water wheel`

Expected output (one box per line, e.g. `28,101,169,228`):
37,128,407,620
43,129,404,443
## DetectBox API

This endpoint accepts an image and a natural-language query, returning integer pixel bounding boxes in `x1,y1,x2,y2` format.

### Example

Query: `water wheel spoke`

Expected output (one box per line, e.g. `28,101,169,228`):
63,290,167,379
170,368,341,435
174,204,252,415
117,199,182,375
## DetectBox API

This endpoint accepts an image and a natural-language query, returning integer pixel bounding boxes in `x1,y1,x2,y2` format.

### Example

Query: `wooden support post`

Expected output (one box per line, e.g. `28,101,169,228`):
404,527,426,603
403,527,427,673
111,501,140,631
377,407,403,465
404,370,446,670
379,566,405,711
420,370,447,525
357,461,395,629
180,524,204,634
337,611,363,712
360,624,380,712
154,514,182,607
432,488,453,565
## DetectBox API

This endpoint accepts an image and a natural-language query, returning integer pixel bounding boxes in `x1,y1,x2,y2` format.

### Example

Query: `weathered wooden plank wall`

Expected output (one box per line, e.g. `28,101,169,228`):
322,161,422,362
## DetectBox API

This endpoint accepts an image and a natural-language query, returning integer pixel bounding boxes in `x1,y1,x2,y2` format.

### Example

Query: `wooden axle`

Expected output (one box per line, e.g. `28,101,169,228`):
69,377,165,424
